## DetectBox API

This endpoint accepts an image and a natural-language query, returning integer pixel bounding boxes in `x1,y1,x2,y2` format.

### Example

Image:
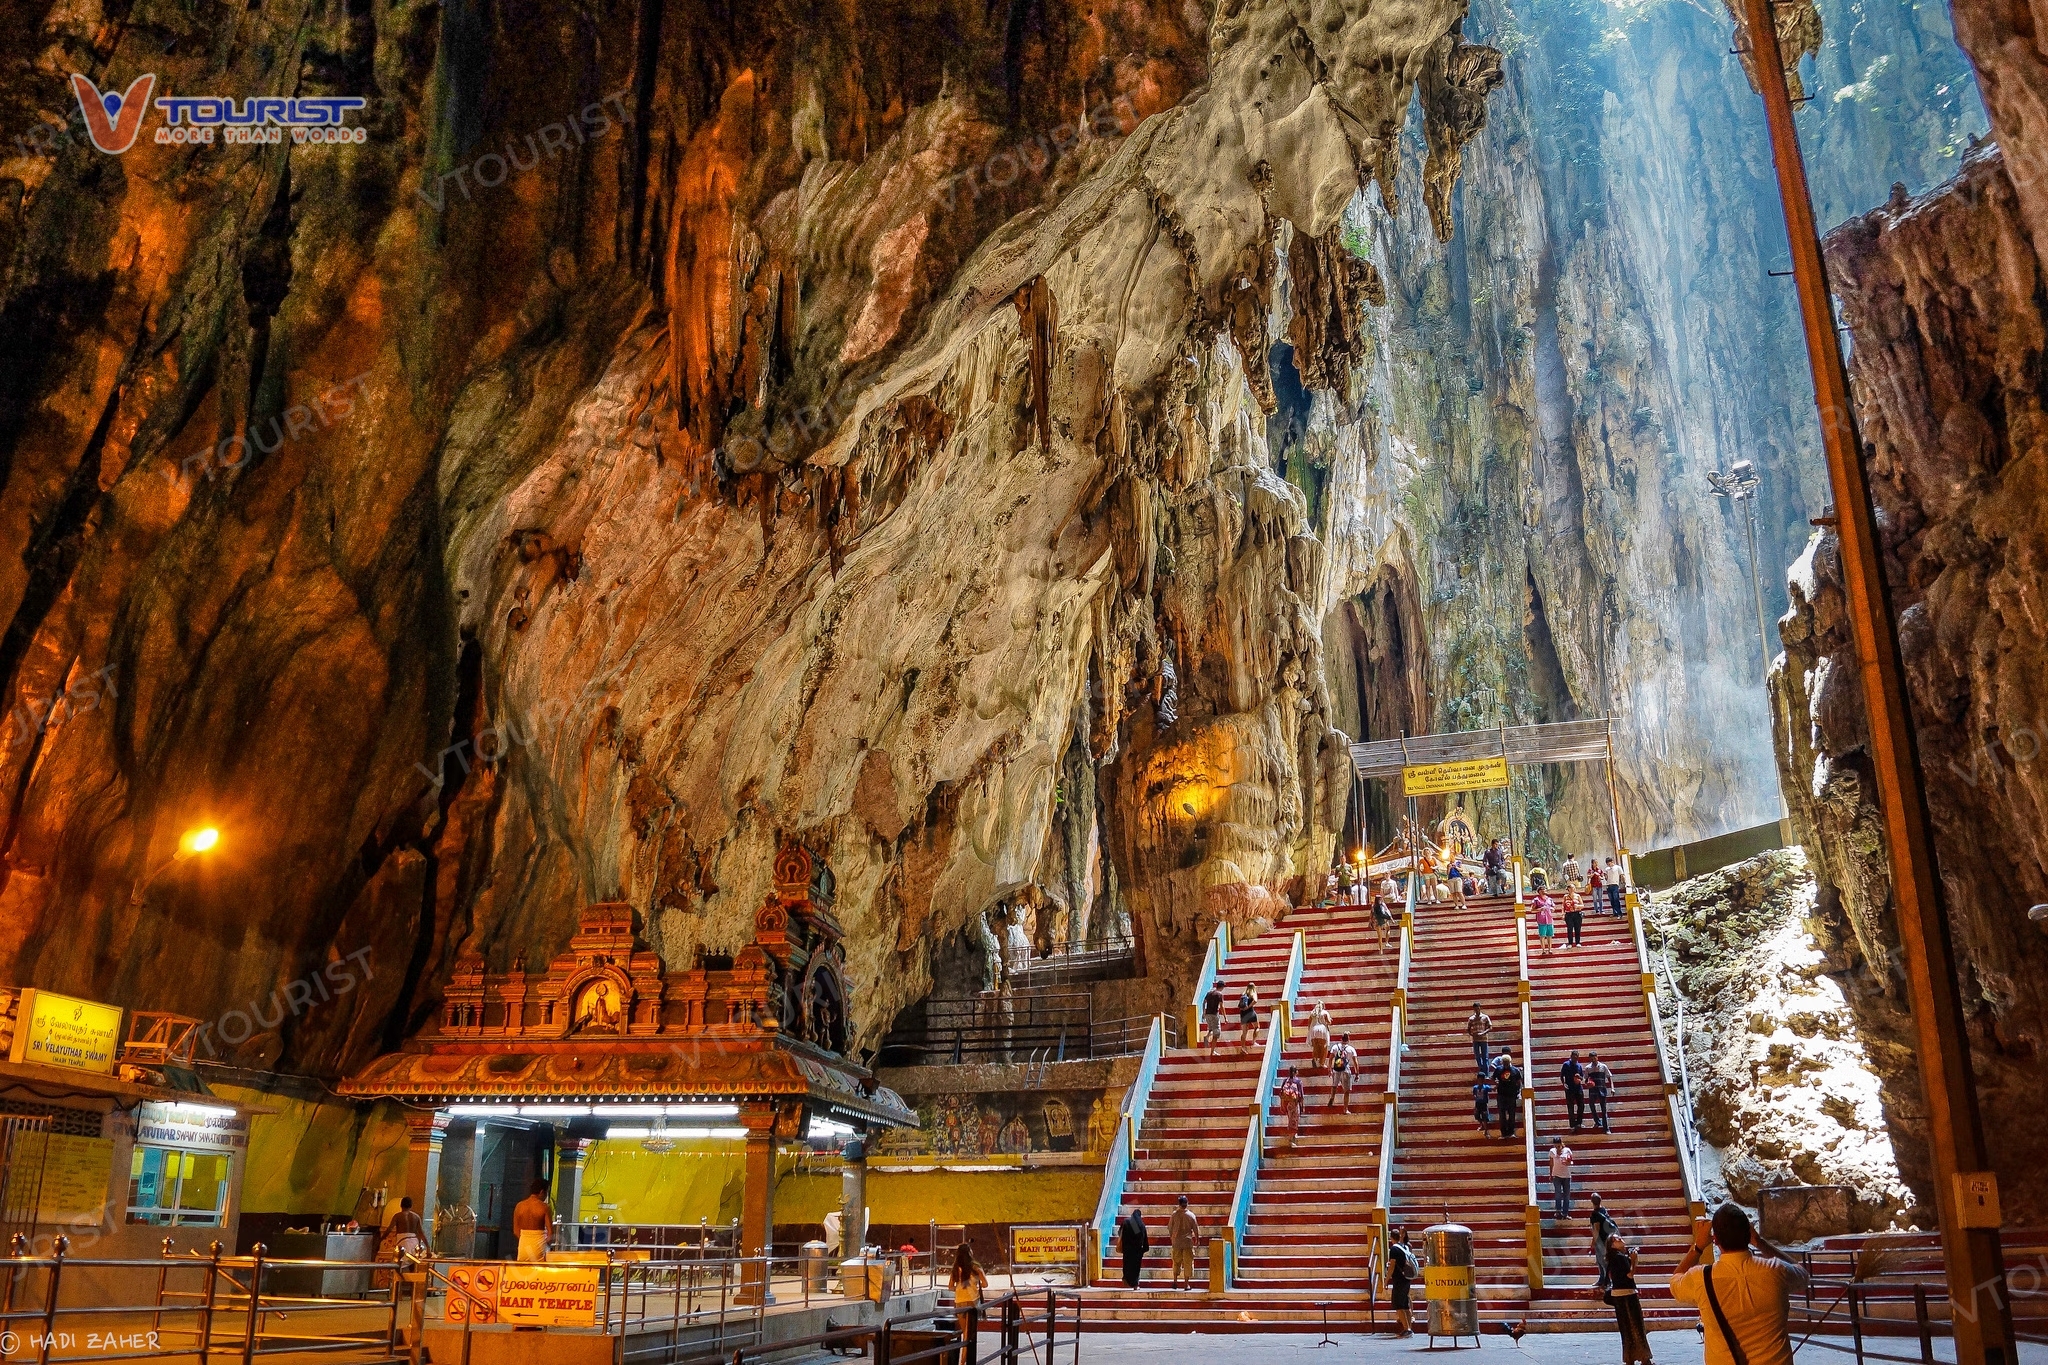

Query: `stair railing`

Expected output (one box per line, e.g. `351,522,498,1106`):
1280,929,1306,1035
1188,920,1233,1042
1630,890,1708,1216
1222,964,1297,1288
1373,859,1419,1229
1090,1012,1166,1280
1515,892,1543,1292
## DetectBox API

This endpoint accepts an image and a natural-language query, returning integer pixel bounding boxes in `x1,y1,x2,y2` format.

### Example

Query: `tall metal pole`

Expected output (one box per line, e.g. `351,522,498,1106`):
1735,0,2012,1356
1741,495,1772,681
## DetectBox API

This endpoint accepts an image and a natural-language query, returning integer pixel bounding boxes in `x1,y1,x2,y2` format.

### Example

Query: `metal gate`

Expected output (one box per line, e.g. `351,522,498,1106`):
0,1115,53,1242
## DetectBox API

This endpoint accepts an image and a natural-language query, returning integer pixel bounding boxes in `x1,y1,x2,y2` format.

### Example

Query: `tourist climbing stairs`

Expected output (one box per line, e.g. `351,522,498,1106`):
1234,901,1400,1289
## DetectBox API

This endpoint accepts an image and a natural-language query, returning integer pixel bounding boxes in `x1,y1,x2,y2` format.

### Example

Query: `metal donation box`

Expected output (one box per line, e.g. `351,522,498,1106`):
1422,1222,1479,1344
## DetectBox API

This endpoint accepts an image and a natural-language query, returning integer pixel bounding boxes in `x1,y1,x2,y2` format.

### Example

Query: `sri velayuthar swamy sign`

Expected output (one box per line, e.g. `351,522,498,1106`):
9,989,122,1074
1401,756,1511,797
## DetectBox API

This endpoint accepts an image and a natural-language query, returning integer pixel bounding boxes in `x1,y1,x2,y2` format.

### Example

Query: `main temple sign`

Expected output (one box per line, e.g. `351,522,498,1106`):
1011,1225,1082,1264
1401,757,1510,797
10,989,122,1074
496,1264,601,1326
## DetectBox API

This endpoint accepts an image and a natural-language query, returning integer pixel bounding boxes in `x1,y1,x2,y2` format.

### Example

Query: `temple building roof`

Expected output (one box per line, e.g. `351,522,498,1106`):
337,846,914,1130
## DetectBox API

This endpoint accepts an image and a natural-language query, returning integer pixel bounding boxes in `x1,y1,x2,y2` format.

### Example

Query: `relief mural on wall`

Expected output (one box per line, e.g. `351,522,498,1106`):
871,1089,1119,1158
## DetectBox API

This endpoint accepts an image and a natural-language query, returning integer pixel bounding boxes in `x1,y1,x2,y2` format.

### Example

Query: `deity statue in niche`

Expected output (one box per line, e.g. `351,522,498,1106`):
1439,803,1476,860
573,979,624,1032
1002,905,1034,974
935,1095,977,1155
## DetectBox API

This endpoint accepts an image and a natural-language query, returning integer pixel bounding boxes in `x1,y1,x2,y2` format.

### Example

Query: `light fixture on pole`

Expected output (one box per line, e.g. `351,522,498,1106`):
131,826,222,906
1706,460,1772,681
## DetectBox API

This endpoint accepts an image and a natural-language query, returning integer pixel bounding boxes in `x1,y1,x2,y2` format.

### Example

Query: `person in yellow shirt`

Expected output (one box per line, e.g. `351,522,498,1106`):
1669,1205,1810,1365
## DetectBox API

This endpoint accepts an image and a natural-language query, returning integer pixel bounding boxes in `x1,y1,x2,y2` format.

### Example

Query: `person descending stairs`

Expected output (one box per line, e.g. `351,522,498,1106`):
1388,889,1534,1316
1234,901,1399,1290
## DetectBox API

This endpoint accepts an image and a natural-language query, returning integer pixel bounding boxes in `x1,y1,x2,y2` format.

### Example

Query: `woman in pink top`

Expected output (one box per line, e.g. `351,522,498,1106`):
1534,894,1557,955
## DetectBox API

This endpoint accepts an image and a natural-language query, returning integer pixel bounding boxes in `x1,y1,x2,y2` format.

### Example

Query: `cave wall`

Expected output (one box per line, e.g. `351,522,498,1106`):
1300,0,1986,861
0,0,1501,1069
1773,142,2048,1222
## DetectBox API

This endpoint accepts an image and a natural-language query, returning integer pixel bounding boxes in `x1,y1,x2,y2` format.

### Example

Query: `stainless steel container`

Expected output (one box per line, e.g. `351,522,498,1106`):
800,1240,831,1292
1422,1222,1479,1340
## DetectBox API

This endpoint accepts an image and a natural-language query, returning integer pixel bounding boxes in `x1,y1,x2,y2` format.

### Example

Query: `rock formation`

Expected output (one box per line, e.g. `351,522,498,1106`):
1774,140,2048,1222
1648,850,1910,1230
0,0,1502,1067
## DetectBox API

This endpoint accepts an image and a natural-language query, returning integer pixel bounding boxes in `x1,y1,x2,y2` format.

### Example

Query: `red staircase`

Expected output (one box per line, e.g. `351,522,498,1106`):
1103,921,1297,1286
1528,900,1696,1306
1235,902,1399,1290
1387,893,1534,1314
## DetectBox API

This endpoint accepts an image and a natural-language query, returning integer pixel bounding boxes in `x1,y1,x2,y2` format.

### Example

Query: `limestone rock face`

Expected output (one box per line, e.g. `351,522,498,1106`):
1774,144,2048,1221
1649,850,1910,1230
0,0,1500,1066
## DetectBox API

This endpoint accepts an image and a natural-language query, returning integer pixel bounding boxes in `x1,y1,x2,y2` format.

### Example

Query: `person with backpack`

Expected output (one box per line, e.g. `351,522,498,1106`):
1236,982,1262,1048
1201,983,1225,1048
1669,1203,1809,1365
1328,1032,1358,1110
1587,1052,1616,1133
1483,839,1507,897
1276,1065,1307,1147
1560,1050,1588,1132
1386,1226,1418,1338
1588,1193,1620,1291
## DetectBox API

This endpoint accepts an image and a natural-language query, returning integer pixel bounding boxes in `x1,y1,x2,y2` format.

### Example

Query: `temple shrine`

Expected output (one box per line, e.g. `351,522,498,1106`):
339,844,912,1293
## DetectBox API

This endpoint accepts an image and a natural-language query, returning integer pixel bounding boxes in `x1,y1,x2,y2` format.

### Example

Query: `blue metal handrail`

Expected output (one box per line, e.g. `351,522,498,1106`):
1090,1013,1165,1276
1374,863,1418,1213
1278,929,1306,1038
1190,920,1232,1018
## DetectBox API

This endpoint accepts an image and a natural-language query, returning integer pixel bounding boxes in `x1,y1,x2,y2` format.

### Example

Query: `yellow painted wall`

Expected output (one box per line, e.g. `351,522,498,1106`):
574,1139,752,1225
773,1169,1101,1228
213,1086,411,1216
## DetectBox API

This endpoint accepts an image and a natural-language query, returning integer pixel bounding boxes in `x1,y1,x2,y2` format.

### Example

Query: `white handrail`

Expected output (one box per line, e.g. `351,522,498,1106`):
1516,904,1537,1209
1375,867,1418,1213
1633,896,1707,1211
1091,1013,1167,1274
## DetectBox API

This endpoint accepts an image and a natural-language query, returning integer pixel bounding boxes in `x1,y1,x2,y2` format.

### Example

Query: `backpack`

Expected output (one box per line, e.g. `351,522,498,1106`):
1389,1241,1418,1281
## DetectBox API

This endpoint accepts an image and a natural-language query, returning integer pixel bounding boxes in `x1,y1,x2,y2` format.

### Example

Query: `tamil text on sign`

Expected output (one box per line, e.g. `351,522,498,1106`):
1011,1226,1082,1265
1401,757,1510,798
10,990,122,1074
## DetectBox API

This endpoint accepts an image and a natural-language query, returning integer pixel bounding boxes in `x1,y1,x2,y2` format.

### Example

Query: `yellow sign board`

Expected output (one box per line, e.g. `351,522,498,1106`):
10,990,122,1074
38,1135,113,1220
496,1264,601,1326
1011,1225,1081,1264
1402,757,1510,797
1424,1265,1474,1300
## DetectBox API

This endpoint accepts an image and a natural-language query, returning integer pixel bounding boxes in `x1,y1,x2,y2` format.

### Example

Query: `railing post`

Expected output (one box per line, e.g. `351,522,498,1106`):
198,1241,223,1365
154,1237,174,1336
876,1316,893,1365
35,1235,66,1365
242,1244,264,1365
965,1304,980,1364
1914,1284,1933,1364
1848,1283,1865,1365
409,1259,426,1365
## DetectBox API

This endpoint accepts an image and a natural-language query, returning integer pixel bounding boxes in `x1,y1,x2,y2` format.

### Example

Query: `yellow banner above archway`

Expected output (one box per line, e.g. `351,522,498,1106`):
1401,756,1510,797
